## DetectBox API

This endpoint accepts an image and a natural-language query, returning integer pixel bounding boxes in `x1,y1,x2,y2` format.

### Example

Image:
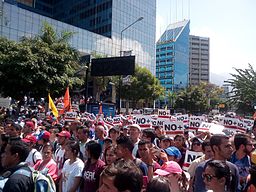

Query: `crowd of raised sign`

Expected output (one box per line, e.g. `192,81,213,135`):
0,103,256,192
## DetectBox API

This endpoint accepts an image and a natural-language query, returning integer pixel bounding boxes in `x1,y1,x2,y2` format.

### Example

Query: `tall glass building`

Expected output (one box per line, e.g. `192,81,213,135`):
156,20,190,93
0,0,156,74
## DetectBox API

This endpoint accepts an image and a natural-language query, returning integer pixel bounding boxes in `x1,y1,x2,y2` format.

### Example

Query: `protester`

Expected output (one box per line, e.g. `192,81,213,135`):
98,159,143,192
76,126,90,160
174,134,187,167
104,145,117,166
128,124,141,157
108,126,120,146
203,160,232,192
230,133,254,190
55,130,71,179
146,177,170,192
22,134,42,166
1,140,34,191
115,135,148,176
154,160,189,192
33,143,58,182
193,134,240,192
60,141,84,192
82,141,105,192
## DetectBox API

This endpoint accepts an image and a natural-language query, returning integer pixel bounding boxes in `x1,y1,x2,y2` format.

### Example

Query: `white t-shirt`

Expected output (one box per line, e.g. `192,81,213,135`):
62,158,84,192
55,147,65,176
25,148,42,167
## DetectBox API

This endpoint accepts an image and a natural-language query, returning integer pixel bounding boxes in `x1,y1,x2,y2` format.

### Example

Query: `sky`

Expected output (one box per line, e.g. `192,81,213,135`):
156,0,256,85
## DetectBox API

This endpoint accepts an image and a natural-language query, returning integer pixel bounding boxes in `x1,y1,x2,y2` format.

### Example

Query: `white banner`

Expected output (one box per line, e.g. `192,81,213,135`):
163,121,184,136
183,150,203,171
65,112,77,121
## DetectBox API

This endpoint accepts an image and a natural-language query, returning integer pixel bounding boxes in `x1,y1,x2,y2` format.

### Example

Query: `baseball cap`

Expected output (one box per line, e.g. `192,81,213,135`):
128,124,141,131
37,130,51,140
22,134,37,144
25,121,35,130
109,126,120,133
154,161,182,176
164,146,182,159
57,130,71,139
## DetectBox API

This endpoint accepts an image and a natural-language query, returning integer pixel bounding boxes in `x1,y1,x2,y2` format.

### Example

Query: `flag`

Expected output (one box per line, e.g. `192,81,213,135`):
48,93,58,118
164,105,168,110
63,87,71,111
60,87,71,115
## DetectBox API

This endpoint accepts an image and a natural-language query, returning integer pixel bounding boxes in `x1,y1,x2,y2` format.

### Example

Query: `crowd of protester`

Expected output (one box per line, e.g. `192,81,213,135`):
0,105,256,192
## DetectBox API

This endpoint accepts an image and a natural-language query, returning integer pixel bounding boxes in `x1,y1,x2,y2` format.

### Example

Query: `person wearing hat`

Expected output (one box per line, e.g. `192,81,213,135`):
22,134,42,167
154,161,189,192
22,121,35,138
164,146,182,162
55,130,71,179
108,126,120,146
37,130,51,153
128,124,141,157
158,136,173,149
190,137,203,152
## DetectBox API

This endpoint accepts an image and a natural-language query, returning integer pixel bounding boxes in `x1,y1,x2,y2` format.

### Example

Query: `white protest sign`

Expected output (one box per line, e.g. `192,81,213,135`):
183,150,203,171
71,104,80,112
158,109,171,117
243,119,254,130
176,114,189,125
65,112,77,121
151,118,169,128
163,121,184,136
133,115,152,128
189,115,206,121
56,103,64,110
189,119,203,131
235,119,247,133
113,116,122,125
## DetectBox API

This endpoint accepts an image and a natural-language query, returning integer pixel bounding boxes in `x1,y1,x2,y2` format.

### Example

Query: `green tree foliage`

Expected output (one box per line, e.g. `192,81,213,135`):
121,66,165,107
0,22,83,99
175,82,223,113
225,64,256,113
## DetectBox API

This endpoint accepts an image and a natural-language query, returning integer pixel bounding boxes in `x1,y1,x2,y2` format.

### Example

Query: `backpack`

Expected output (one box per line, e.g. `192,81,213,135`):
0,167,56,192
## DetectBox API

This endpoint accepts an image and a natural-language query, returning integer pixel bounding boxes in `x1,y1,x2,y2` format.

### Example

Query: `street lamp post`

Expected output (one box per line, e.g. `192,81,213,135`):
118,16,144,114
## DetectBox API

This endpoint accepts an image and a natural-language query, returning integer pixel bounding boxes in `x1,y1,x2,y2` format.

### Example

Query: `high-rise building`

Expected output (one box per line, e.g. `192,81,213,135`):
156,20,190,94
0,0,156,74
189,35,210,85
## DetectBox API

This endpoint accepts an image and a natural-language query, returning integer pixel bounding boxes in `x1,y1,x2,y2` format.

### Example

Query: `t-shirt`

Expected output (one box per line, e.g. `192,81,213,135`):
82,159,105,192
25,148,42,167
193,159,240,192
33,158,58,181
62,158,84,192
230,152,251,191
55,147,65,176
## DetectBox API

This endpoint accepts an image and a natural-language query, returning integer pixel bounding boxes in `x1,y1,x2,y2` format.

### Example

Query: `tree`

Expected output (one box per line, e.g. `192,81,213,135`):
225,64,256,114
0,22,83,99
121,66,165,108
175,82,224,113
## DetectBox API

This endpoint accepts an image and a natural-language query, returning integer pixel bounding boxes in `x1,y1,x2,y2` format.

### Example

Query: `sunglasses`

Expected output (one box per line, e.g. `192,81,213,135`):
202,173,217,182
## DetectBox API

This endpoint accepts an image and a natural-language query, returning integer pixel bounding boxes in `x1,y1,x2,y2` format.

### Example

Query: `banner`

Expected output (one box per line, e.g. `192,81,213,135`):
158,109,171,118
183,150,203,171
133,115,152,128
163,121,184,136
65,112,77,121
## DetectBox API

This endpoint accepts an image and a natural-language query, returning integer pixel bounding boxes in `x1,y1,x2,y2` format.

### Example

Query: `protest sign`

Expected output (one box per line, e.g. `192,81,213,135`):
183,150,203,171
65,112,77,121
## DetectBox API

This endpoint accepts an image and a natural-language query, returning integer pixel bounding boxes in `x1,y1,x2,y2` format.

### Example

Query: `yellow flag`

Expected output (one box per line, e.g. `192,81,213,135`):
164,105,168,110
48,93,58,118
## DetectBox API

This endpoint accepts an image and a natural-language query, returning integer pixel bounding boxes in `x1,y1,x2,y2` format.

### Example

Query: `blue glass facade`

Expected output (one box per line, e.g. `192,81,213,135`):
156,20,190,94
0,0,156,75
